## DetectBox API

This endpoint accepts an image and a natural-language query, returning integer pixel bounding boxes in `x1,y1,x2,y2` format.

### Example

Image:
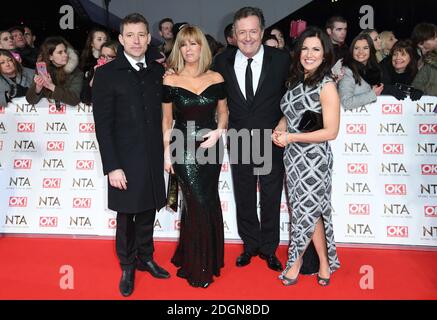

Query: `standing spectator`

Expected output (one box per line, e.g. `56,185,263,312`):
379,31,398,60
9,26,38,68
158,18,174,58
411,23,437,68
80,27,110,75
0,31,15,50
205,34,224,57
412,49,437,96
0,49,33,106
26,37,83,106
325,16,348,62
360,29,383,62
81,40,118,104
92,13,170,297
0,30,21,63
224,23,237,49
380,40,423,100
263,34,279,48
339,34,384,110
80,28,110,104
270,28,286,50
272,27,340,287
23,26,36,48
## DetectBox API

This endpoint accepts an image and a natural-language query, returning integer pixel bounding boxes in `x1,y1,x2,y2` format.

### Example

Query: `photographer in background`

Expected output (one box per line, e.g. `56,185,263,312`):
0,49,34,106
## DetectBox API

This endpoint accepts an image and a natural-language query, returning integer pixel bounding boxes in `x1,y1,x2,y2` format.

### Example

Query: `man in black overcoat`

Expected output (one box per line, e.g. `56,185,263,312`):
92,13,169,297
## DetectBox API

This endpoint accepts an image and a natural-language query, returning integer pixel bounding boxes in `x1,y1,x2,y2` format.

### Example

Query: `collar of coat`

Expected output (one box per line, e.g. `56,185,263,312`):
114,45,163,70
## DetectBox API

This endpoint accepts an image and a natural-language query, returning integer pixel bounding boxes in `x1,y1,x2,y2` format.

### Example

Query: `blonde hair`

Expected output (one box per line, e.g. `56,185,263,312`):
168,25,212,76
380,31,395,56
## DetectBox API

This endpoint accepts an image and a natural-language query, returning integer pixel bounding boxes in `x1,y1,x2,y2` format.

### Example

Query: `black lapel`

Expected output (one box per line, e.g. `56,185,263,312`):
226,51,246,103
254,45,272,98
115,49,143,87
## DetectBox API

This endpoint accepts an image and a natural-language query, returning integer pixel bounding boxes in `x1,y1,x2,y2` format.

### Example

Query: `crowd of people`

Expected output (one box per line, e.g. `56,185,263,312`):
1,16,436,109
1,8,436,297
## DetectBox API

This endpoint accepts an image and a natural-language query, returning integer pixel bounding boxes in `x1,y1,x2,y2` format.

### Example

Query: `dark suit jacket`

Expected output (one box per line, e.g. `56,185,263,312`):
213,45,291,162
92,47,166,213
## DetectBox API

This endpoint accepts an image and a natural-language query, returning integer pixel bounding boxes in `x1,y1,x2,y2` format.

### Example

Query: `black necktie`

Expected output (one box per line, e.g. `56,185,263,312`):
136,62,145,71
245,58,254,105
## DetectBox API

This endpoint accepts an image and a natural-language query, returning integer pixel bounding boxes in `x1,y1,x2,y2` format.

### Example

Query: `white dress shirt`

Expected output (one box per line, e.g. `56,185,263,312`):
234,46,264,99
124,52,147,71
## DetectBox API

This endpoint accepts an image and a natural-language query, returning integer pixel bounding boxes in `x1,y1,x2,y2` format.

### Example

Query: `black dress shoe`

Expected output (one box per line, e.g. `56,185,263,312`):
236,252,255,267
176,268,187,279
189,280,210,288
119,268,135,297
259,254,283,271
137,260,170,279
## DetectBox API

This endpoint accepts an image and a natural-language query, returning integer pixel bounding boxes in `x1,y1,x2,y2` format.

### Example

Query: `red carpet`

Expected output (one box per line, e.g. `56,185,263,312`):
0,236,436,300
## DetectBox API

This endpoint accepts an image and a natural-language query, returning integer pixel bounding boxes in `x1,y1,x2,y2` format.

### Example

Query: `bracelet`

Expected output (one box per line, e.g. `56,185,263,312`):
286,132,291,145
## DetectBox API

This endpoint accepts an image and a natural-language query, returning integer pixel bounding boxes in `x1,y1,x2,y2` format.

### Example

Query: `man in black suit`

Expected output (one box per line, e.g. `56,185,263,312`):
214,7,290,271
92,13,170,297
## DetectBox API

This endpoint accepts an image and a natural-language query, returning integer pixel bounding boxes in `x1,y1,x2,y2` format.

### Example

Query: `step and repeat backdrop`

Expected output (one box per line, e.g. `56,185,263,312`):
0,96,436,247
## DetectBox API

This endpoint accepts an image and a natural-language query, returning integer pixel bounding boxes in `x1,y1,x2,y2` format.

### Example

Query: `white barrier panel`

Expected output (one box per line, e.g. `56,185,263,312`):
329,96,437,246
0,97,436,247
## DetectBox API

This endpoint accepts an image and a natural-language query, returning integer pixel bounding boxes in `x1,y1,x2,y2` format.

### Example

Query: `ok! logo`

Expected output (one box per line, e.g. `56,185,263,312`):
346,124,367,134
382,104,402,115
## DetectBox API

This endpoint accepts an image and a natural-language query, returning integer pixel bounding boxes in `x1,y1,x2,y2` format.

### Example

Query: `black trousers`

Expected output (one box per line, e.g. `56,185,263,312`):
116,209,156,270
230,159,284,256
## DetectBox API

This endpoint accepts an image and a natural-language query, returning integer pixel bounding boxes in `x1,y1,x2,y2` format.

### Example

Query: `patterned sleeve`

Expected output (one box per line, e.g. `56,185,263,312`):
216,82,227,100
162,85,173,103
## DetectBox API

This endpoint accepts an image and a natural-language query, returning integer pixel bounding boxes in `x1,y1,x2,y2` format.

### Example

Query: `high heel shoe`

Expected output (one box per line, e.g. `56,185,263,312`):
317,274,330,286
281,274,299,286
280,259,302,286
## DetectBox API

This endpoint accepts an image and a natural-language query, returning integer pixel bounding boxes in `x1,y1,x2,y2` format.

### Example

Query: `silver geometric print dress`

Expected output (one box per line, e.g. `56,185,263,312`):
279,76,340,279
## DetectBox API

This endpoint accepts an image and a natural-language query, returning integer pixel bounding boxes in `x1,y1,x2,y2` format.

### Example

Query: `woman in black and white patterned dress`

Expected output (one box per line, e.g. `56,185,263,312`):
272,27,341,286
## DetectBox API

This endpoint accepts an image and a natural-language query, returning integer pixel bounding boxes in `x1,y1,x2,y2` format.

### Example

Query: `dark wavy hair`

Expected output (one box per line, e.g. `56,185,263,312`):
0,49,23,75
286,27,334,89
390,39,419,78
344,33,381,85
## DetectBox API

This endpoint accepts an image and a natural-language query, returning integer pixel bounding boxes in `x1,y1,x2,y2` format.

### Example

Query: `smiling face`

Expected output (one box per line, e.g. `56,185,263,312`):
300,36,324,76
234,15,264,58
119,22,151,60
392,49,411,73
353,39,371,65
